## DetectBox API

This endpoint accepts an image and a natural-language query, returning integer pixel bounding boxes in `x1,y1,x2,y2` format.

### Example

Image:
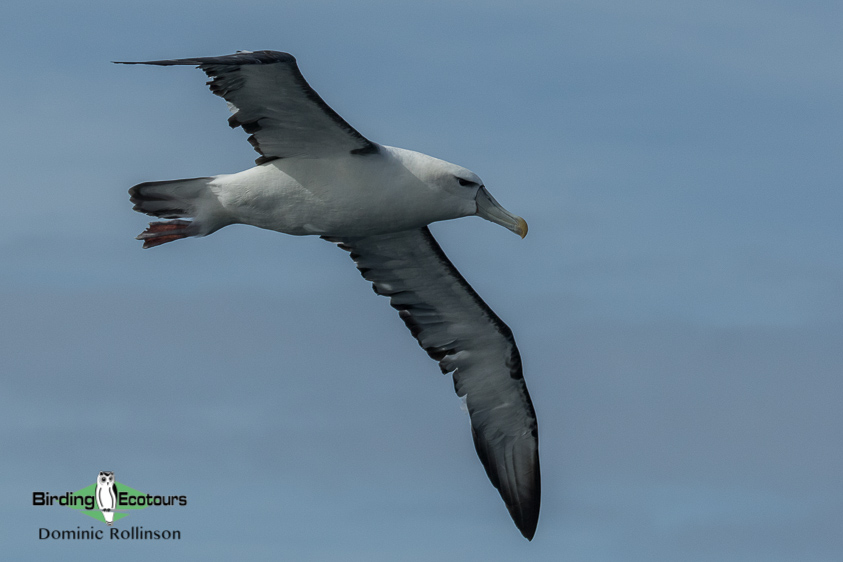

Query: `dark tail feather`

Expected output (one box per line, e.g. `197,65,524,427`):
129,177,212,219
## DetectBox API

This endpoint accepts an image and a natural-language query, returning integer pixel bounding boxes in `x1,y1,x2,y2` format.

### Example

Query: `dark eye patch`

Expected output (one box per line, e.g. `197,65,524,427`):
456,177,476,187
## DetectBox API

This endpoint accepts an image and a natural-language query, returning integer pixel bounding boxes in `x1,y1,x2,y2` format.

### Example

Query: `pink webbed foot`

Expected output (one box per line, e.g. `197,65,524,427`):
136,220,193,249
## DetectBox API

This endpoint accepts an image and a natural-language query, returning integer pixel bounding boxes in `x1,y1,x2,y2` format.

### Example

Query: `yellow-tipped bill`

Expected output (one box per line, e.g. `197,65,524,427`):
475,187,528,238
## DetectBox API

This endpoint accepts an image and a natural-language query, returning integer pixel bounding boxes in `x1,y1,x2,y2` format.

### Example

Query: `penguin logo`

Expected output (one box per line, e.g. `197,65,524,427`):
95,471,118,525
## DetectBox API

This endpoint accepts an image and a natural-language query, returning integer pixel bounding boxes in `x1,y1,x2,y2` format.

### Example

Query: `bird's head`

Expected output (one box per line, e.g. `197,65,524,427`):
443,168,528,238
396,148,528,237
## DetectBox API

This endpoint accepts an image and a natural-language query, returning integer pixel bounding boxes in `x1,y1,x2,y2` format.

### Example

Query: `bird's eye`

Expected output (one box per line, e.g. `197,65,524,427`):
456,177,475,187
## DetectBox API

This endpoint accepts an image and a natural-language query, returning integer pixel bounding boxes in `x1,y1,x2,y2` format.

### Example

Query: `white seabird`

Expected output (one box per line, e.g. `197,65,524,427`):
117,51,540,539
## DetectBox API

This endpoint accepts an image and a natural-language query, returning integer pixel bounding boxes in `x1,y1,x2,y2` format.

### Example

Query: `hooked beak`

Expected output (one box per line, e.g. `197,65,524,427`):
475,186,528,238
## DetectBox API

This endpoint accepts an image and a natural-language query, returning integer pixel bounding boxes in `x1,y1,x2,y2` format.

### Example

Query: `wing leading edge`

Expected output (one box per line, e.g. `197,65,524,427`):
324,227,540,539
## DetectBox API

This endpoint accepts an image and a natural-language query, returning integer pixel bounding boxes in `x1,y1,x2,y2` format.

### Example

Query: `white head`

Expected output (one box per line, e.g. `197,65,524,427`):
395,148,528,237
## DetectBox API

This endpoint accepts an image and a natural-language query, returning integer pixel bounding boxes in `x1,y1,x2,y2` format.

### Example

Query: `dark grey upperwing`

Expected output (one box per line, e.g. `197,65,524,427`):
116,50,378,164
323,227,540,540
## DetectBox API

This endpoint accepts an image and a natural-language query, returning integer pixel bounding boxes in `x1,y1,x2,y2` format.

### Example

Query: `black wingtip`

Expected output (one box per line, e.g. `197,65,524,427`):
507,471,541,541
471,425,541,540
516,498,540,540
111,51,296,68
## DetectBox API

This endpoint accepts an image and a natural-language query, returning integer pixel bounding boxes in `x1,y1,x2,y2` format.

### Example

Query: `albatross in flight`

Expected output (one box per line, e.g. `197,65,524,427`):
118,51,540,539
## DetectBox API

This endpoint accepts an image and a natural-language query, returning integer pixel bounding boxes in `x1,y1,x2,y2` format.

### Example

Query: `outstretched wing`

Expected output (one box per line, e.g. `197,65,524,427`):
324,227,540,540
116,50,378,163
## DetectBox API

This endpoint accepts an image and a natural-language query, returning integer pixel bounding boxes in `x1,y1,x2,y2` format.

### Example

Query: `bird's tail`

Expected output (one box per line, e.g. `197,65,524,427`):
129,177,223,248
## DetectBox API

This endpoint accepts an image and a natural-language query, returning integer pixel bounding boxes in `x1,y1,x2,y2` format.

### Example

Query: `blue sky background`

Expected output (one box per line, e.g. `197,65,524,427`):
2,1,841,560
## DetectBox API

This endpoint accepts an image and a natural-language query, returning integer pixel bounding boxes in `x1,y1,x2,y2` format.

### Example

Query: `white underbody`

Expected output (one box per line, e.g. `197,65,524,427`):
198,145,479,238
